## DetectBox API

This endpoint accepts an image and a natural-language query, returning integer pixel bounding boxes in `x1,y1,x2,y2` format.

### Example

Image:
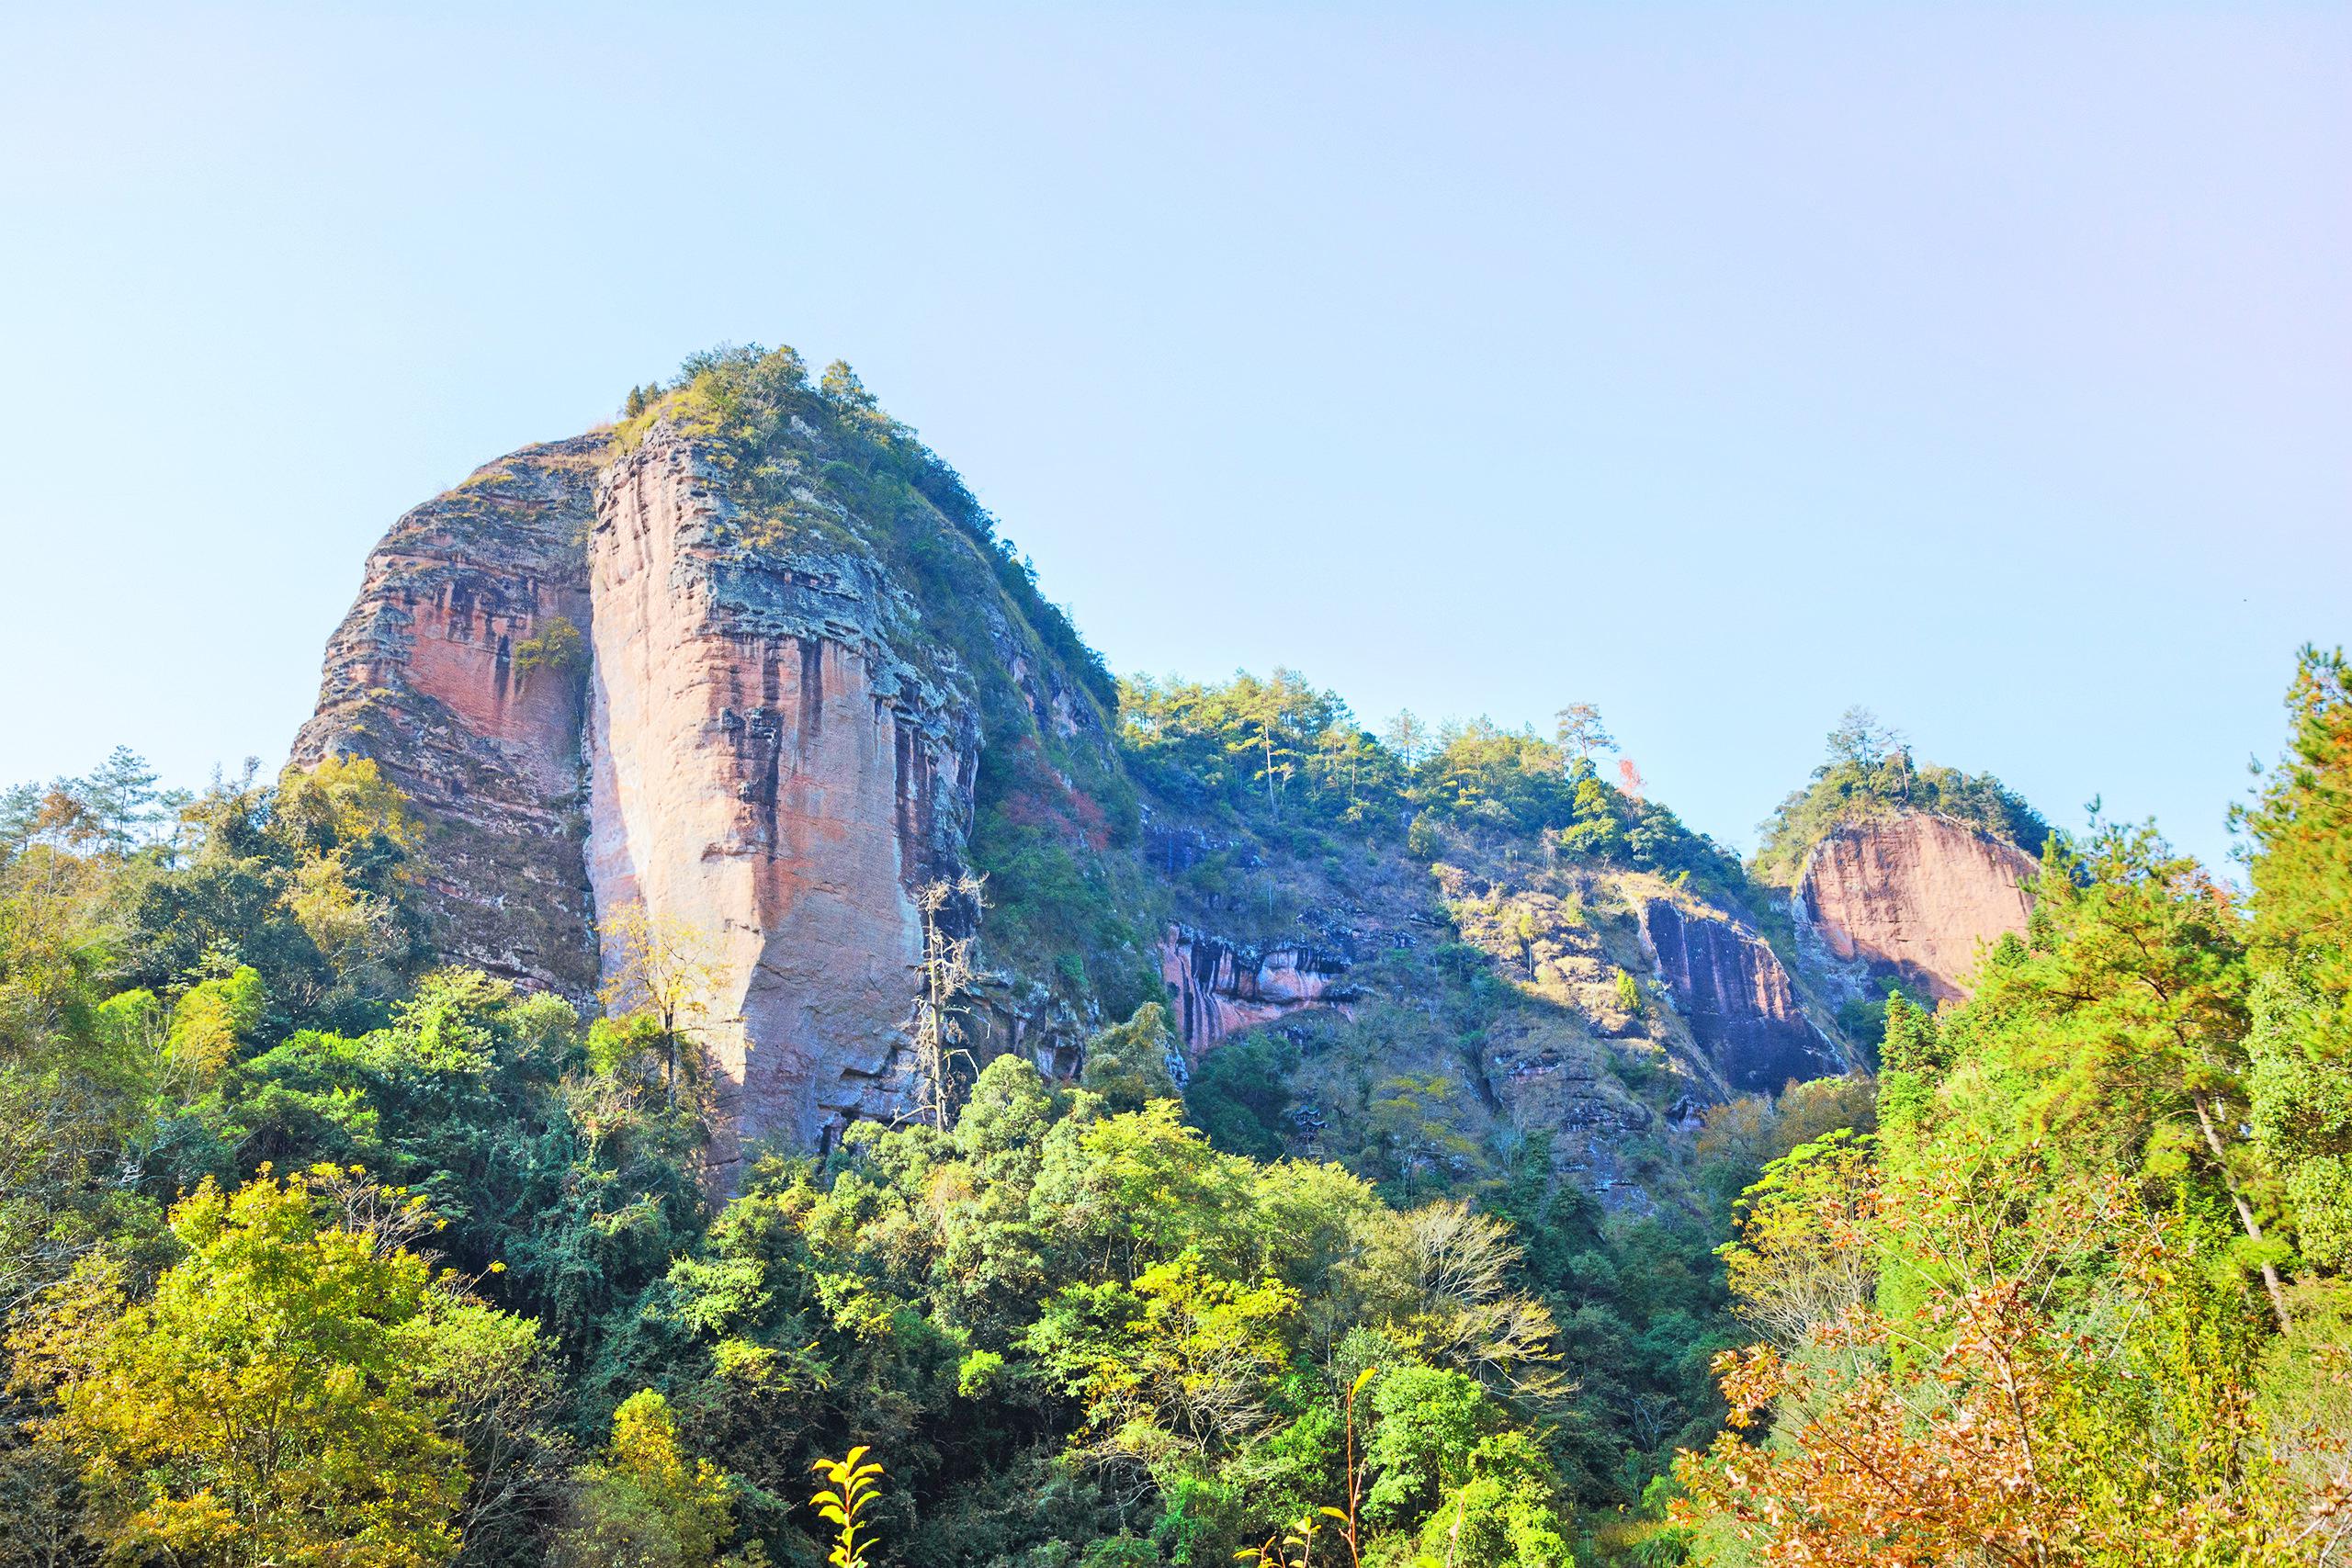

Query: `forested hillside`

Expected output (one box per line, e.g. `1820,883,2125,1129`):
1678,648,2352,1562
1,354,2345,1565
0,708,1833,1565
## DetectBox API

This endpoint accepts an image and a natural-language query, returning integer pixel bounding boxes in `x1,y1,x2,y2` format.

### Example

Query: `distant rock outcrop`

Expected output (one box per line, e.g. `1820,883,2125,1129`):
1796,814,2038,1004
1159,924,1356,1055
1636,899,1838,1096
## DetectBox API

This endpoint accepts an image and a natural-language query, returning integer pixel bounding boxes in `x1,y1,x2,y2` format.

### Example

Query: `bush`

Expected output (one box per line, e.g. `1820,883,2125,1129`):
1183,1032,1300,1158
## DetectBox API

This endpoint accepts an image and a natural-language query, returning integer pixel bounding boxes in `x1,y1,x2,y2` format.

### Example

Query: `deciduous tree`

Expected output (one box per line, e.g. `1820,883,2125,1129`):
10,1167,474,1568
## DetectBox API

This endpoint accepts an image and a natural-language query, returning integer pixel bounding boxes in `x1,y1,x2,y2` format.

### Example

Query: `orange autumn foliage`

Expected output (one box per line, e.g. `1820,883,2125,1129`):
1675,1145,2336,1566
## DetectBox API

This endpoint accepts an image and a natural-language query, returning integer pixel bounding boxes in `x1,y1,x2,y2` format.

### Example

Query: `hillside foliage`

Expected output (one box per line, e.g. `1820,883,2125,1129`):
1672,651,2352,1563
0,716,1847,1564
9,640,2348,1562
1118,671,1755,918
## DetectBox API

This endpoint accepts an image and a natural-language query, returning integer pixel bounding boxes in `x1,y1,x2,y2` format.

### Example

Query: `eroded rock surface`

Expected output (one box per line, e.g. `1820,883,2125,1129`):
586,427,977,1158
1159,924,1357,1055
1637,899,1836,1096
298,421,992,1164
1797,815,2037,1003
291,437,604,994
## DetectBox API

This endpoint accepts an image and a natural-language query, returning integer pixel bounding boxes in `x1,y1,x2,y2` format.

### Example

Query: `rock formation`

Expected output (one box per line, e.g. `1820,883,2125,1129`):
290,438,604,995
1637,899,1838,1096
295,355,1893,1180
585,428,977,1155
1158,924,1357,1055
1796,814,2038,1004
298,407,1046,1165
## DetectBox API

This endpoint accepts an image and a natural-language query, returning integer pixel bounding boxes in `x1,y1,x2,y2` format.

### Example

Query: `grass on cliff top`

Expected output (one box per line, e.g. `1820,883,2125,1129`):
616,344,1162,1024
606,342,1117,714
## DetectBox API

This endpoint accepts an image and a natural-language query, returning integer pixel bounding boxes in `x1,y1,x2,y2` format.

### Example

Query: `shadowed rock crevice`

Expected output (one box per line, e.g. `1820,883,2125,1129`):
1637,898,1837,1096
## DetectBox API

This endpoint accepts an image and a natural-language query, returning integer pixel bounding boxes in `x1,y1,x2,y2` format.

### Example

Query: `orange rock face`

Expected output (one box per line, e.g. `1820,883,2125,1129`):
298,424,982,1163
585,430,973,1162
291,437,605,994
1797,815,2037,1004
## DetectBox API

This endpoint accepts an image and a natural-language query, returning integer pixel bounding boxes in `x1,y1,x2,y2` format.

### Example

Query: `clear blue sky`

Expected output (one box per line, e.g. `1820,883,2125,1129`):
3,4,2345,872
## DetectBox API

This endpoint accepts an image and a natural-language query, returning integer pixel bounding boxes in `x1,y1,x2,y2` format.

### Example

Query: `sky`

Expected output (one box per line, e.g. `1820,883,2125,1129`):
2,4,2345,873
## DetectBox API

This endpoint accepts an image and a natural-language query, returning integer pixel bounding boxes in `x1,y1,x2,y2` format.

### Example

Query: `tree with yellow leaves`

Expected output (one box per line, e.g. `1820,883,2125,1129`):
8,1166,473,1568
597,903,720,1108
808,1447,885,1568
556,1391,737,1568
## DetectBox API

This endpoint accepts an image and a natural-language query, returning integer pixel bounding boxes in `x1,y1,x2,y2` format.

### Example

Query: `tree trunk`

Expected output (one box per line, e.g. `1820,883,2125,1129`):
2190,1090,2292,1333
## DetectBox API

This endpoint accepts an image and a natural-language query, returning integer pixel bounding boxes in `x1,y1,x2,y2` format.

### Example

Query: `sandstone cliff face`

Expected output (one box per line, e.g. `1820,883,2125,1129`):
1636,898,1836,1096
1158,924,1356,1055
299,418,1006,1162
1796,814,2037,1004
585,428,976,1156
291,438,604,994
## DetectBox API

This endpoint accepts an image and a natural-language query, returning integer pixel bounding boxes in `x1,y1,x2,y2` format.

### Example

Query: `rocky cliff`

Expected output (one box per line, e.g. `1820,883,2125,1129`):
1795,813,2038,1003
1141,802,1854,1201
297,351,1125,1165
1636,898,1836,1095
290,437,604,995
584,427,977,1155
301,347,2012,1192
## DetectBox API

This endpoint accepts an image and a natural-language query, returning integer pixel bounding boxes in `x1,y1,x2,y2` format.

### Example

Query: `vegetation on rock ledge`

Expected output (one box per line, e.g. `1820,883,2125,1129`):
1750,704,2051,887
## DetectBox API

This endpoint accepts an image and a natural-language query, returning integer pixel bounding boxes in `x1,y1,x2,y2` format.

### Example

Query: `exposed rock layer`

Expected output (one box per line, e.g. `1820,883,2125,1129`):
299,424,987,1161
585,429,977,1157
297,412,1951,1176
290,438,604,995
1637,899,1835,1096
1159,924,1357,1055
1797,815,2037,1004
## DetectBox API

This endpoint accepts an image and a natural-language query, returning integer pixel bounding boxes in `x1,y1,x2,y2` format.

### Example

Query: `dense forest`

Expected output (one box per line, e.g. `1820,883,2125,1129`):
0,710,1775,1566
6,640,2347,1564
0,357,2344,1567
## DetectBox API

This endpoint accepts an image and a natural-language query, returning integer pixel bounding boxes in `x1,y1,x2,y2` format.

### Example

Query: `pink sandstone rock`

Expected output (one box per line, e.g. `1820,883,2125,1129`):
1159,925,1353,1055
1798,814,2038,1004
297,423,984,1166
290,437,604,995
586,429,972,1163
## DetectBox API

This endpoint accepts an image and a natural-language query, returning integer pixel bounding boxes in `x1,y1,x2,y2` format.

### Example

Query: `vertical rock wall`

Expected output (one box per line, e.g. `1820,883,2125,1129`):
290,437,604,994
1797,815,2037,1003
1637,899,1837,1095
298,423,984,1161
585,428,976,1161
